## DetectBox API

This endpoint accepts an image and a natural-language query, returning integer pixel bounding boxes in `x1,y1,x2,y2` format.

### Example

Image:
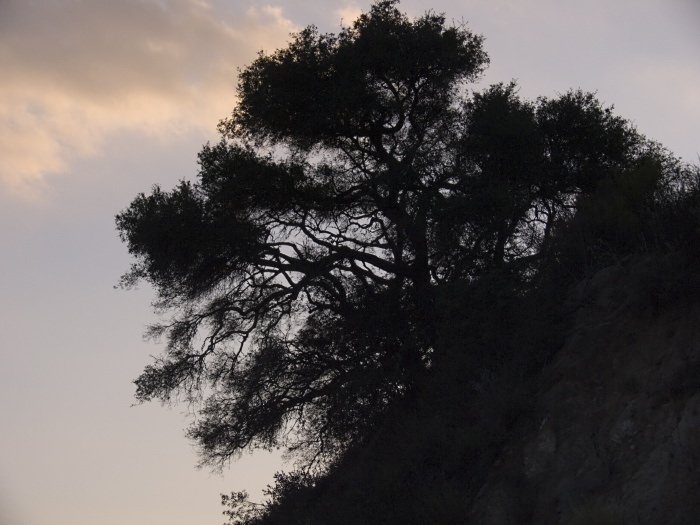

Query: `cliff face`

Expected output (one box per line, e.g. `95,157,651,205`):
469,255,700,524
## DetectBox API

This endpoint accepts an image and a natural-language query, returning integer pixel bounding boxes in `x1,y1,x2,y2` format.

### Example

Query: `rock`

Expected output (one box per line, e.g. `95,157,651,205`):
467,256,700,524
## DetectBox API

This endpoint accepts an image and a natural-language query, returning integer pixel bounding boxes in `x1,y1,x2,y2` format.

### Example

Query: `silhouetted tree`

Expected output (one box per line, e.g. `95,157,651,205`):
117,0,661,470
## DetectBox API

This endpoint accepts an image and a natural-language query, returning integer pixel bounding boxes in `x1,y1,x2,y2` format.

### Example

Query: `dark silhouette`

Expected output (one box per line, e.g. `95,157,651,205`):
117,2,700,523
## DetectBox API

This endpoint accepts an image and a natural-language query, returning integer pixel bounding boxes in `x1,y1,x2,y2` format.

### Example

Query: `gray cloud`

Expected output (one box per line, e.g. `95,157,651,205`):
0,0,297,197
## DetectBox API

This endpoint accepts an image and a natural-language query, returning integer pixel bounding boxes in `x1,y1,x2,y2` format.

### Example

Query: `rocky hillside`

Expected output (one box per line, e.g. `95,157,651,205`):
233,252,700,525
469,254,700,524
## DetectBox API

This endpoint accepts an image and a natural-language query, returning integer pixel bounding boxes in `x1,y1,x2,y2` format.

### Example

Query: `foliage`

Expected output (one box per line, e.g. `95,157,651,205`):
221,471,315,525
548,154,699,280
220,491,263,525
117,0,684,484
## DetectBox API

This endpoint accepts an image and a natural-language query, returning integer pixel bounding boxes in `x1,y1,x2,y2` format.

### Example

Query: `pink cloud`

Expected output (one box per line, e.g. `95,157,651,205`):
0,0,297,198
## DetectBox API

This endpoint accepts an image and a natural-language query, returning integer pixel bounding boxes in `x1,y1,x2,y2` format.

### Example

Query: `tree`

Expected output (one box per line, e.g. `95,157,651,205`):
117,0,658,470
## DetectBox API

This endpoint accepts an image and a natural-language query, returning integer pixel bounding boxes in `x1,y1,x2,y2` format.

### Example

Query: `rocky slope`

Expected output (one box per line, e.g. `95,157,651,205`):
468,254,700,524
221,253,700,525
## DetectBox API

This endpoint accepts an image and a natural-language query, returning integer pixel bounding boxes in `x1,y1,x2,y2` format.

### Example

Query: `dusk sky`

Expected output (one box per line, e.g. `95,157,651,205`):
1,1,698,524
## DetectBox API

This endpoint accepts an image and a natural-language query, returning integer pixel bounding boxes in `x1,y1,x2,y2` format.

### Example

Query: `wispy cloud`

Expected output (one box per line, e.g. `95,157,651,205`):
0,0,297,198
335,2,363,27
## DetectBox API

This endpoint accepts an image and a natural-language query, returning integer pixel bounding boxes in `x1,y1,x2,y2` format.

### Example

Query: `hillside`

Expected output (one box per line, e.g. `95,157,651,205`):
469,254,700,524
228,252,700,525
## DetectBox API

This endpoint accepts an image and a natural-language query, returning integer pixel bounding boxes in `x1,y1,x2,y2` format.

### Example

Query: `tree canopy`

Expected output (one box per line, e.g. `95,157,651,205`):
117,0,669,471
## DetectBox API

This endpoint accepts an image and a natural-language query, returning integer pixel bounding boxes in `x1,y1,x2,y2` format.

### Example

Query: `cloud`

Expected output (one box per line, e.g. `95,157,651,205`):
335,2,363,26
0,0,297,198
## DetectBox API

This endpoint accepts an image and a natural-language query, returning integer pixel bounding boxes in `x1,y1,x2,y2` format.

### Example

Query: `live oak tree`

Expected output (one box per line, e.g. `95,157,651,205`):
117,0,659,470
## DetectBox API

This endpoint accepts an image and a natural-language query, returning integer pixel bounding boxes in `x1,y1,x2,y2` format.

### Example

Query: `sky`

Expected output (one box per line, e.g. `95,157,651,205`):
0,1,698,524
